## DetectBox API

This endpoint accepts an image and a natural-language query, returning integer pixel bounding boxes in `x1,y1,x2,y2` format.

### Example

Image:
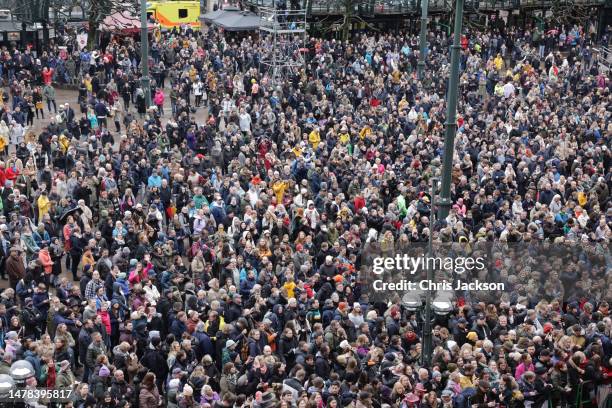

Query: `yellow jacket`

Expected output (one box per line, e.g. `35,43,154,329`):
494,83,504,97
339,132,350,144
284,281,296,298
81,251,95,272
292,146,303,157
59,134,70,153
359,126,372,139
272,180,288,204
37,194,50,221
494,55,504,71
308,130,321,149
204,316,226,340
459,374,475,390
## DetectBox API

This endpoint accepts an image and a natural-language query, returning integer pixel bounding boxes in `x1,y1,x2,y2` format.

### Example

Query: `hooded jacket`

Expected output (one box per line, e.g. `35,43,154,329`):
38,248,53,274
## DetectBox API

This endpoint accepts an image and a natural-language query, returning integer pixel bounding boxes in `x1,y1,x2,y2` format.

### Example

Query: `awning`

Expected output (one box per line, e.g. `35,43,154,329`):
100,11,155,34
211,11,263,31
200,6,240,23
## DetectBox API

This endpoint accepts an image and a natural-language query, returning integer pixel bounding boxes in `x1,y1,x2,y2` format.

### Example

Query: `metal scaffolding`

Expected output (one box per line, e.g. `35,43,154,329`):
258,5,308,86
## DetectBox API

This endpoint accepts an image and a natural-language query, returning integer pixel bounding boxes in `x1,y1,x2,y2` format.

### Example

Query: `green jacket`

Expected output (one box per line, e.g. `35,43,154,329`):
397,194,407,218
0,361,10,375
194,194,208,210
43,85,56,100
39,361,62,385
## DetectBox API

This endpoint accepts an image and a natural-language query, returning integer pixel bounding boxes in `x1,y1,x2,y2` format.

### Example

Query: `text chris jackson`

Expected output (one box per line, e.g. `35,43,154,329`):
372,279,505,291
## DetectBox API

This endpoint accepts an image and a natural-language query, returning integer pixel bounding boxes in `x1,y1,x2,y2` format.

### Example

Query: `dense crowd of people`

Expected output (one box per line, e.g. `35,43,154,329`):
0,12,609,408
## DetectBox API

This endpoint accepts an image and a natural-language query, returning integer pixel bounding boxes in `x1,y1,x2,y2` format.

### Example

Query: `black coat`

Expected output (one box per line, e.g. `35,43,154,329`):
141,345,169,380
471,388,498,407
224,302,242,323
78,328,92,365
315,354,330,378
277,334,298,365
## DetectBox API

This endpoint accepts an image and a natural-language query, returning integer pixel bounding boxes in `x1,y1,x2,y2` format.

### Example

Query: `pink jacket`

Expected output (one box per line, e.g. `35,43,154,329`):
154,91,165,106
515,362,535,380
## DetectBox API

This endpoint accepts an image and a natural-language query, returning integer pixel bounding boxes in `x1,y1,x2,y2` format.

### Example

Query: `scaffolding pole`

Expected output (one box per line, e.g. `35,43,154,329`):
259,4,308,86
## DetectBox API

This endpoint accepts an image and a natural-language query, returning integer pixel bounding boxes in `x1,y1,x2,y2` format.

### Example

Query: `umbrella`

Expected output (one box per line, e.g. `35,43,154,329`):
59,206,81,223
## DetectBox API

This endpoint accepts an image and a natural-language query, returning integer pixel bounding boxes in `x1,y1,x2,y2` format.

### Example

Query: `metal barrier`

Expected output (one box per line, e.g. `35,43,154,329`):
593,46,611,74
576,380,594,408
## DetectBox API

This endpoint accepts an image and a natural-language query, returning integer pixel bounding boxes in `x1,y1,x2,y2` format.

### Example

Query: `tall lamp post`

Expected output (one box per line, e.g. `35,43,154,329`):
140,0,152,107
417,0,428,80
421,177,438,368
437,0,464,220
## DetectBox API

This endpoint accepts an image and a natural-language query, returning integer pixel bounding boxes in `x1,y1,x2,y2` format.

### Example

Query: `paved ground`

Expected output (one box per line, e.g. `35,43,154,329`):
12,86,209,134
0,86,209,289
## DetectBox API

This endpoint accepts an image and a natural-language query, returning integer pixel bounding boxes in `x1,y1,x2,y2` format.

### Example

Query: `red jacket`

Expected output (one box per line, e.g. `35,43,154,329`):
4,166,18,180
42,69,54,85
354,196,366,213
98,309,111,334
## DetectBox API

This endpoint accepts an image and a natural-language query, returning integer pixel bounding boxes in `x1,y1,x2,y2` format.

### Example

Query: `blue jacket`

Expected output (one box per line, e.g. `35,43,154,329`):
16,280,34,303
147,174,162,188
32,230,50,247
170,319,187,339
24,350,41,380
32,292,50,316
239,277,257,297
210,203,226,225
115,278,130,297
94,102,108,117
193,330,214,360
53,313,78,327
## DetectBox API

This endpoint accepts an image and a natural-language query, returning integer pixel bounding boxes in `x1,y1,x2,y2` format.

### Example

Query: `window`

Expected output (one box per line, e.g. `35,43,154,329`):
178,9,188,18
